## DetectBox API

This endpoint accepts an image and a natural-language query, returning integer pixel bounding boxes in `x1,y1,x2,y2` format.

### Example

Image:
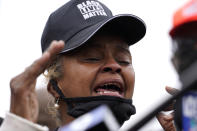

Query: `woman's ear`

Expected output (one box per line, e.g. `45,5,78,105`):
47,80,60,98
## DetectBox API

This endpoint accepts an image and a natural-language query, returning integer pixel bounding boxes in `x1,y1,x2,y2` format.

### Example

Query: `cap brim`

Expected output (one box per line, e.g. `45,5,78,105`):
61,14,146,53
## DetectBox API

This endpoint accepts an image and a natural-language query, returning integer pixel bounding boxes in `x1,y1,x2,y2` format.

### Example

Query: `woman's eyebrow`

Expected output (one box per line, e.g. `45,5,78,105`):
116,45,131,54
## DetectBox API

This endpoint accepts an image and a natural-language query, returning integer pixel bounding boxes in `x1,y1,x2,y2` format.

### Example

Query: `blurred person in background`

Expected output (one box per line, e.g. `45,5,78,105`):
169,0,197,130
36,88,57,131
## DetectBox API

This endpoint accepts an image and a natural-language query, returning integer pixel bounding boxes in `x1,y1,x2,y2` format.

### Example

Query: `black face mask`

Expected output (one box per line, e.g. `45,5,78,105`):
50,80,136,125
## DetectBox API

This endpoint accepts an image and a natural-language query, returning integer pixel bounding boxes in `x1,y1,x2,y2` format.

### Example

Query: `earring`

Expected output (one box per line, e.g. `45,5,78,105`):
54,97,60,109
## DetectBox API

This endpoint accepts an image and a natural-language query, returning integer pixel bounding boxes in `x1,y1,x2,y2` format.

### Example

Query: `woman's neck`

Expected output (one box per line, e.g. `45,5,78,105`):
59,103,75,126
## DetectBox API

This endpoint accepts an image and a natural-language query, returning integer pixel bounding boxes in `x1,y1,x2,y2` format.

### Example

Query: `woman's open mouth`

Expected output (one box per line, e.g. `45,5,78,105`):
92,80,124,98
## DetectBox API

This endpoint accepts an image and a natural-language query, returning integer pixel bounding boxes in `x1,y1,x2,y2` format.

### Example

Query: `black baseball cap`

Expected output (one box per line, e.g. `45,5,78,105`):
41,0,146,53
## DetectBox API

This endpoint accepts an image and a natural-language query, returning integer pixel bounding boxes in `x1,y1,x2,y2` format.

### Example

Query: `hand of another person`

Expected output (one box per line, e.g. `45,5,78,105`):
156,86,179,131
9,40,64,123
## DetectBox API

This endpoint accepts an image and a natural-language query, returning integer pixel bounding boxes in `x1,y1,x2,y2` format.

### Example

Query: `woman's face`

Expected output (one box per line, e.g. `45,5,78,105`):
57,33,135,99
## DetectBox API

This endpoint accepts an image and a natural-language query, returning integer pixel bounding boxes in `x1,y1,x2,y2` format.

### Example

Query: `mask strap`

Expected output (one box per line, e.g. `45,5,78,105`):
49,79,74,110
50,79,65,98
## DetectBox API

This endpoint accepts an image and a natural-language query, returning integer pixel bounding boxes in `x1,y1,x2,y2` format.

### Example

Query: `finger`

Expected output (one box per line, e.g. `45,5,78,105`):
165,86,179,95
156,112,176,131
163,112,174,121
156,112,166,126
164,122,176,131
163,100,175,111
156,112,165,121
163,86,179,111
46,40,65,57
24,40,64,80
157,112,174,122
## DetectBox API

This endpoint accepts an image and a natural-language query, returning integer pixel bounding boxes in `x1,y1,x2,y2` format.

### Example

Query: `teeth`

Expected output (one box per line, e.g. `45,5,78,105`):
104,91,114,93
98,92,102,94
97,90,116,94
95,82,122,94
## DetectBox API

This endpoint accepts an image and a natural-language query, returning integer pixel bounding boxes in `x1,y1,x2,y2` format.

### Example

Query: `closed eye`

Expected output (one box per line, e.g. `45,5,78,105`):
84,58,101,62
118,60,131,65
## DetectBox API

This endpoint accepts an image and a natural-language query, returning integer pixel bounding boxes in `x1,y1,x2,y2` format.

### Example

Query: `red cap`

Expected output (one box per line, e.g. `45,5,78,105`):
170,0,197,36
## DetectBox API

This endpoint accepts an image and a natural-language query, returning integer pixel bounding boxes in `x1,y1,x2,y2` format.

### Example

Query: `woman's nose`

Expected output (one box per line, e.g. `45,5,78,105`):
101,58,121,73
